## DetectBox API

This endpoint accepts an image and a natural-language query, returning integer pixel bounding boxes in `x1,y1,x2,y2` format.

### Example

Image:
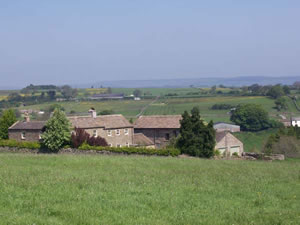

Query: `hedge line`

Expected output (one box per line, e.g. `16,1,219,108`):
0,140,180,157
0,139,41,149
79,143,180,157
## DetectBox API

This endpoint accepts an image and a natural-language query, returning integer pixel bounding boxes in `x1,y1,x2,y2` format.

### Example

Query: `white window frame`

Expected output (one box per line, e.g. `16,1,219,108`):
39,132,42,140
93,129,98,137
125,142,129,147
109,143,113,147
124,128,129,135
116,129,120,136
21,132,26,140
107,130,112,136
117,144,121,148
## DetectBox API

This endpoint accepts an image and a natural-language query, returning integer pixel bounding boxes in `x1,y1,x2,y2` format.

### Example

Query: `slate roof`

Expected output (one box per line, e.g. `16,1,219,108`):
213,122,240,129
133,133,154,146
134,115,182,129
215,131,227,143
8,121,46,130
68,114,133,129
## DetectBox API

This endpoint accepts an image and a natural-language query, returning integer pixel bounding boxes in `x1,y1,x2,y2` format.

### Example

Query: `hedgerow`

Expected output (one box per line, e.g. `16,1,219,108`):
0,139,41,149
78,143,180,157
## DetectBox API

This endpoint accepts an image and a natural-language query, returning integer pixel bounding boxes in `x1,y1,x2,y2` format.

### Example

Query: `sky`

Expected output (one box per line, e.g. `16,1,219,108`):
0,0,300,87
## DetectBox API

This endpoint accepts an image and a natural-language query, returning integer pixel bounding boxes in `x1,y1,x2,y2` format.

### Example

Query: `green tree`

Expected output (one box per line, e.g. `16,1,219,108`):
230,104,270,131
133,89,142,97
177,107,215,158
42,109,71,151
283,85,291,95
267,85,284,99
0,109,17,139
61,85,78,99
275,97,288,111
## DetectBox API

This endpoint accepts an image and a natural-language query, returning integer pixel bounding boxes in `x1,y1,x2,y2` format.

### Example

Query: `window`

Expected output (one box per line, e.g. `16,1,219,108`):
117,144,121,148
116,129,120,136
109,143,113,147
21,132,26,140
93,130,98,137
165,133,170,141
39,132,42,140
107,130,112,136
124,128,129,135
126,142,129,147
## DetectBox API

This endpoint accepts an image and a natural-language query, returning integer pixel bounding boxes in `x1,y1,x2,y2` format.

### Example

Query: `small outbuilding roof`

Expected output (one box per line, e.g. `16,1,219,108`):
133,133,154,146
8,121,46,130
68,114,133,129
134,115,182,129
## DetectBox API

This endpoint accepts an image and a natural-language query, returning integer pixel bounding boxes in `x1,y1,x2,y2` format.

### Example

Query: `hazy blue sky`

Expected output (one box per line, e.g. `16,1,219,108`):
0,0,299,87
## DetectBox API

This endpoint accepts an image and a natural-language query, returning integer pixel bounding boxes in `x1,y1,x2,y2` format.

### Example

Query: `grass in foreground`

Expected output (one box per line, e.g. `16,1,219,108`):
0,153,299,225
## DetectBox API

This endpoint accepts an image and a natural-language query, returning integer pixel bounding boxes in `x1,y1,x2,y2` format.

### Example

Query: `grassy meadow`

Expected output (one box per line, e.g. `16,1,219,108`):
0,153,299,225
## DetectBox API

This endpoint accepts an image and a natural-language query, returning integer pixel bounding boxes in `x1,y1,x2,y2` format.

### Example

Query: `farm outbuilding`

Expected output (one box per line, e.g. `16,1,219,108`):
215,132,244,156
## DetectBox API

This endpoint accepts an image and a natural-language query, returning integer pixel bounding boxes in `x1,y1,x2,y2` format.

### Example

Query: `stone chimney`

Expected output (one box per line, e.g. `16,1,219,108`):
88,108,97,119
24,113,30,122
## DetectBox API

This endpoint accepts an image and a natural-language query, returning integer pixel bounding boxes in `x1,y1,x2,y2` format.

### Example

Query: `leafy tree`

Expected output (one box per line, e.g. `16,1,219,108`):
275,97,288,111
282,85,290,95
209,85,217,94
47,90,56,100
267,85,284,99
230,104,270,131
47,104,65,112
133,89,142,97
71,128,108,148
177,107,215,158
0,109,17,139
42,109,71,151
61,85,78,99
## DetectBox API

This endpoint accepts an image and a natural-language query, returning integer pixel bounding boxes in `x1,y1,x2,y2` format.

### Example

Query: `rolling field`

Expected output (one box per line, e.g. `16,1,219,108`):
233,129,278,152
143,96,280,122
16,95,300,122
0,153,299,225
18,100,153,118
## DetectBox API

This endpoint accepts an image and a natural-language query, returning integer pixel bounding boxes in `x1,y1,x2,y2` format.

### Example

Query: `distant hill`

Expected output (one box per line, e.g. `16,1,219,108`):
76,76,300,88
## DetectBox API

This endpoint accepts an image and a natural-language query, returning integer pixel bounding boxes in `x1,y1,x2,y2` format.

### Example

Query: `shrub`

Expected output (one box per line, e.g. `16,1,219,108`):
214,149,221,157
211,104,235,110
87,136,108,147
232,152,239,157
71,128,90,148
79,144,180,157
0,139,40,149
71,128,108,148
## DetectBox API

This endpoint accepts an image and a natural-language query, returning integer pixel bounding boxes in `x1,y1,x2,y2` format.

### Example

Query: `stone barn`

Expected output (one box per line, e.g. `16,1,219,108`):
215,131,244,156
134,115,182,148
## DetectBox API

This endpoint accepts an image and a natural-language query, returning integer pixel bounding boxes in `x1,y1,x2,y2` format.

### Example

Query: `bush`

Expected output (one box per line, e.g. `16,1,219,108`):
71,128,108,148
79,144,180,157
211,104,235,110
0,139,40,149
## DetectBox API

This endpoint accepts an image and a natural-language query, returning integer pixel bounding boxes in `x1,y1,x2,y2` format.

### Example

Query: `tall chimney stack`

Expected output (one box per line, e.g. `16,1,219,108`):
24,112,30,122
88,108,97,118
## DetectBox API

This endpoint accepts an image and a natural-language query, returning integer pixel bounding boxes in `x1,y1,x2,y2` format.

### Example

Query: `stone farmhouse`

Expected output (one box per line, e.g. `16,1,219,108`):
68,109,133,147
8,118,45,142
134,115,181,148
8,110,244,154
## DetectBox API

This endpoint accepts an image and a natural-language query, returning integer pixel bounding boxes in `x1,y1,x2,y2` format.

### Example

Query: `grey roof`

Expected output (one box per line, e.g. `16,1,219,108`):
213,122,240,129
291,117,300,121
9,121,46,130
